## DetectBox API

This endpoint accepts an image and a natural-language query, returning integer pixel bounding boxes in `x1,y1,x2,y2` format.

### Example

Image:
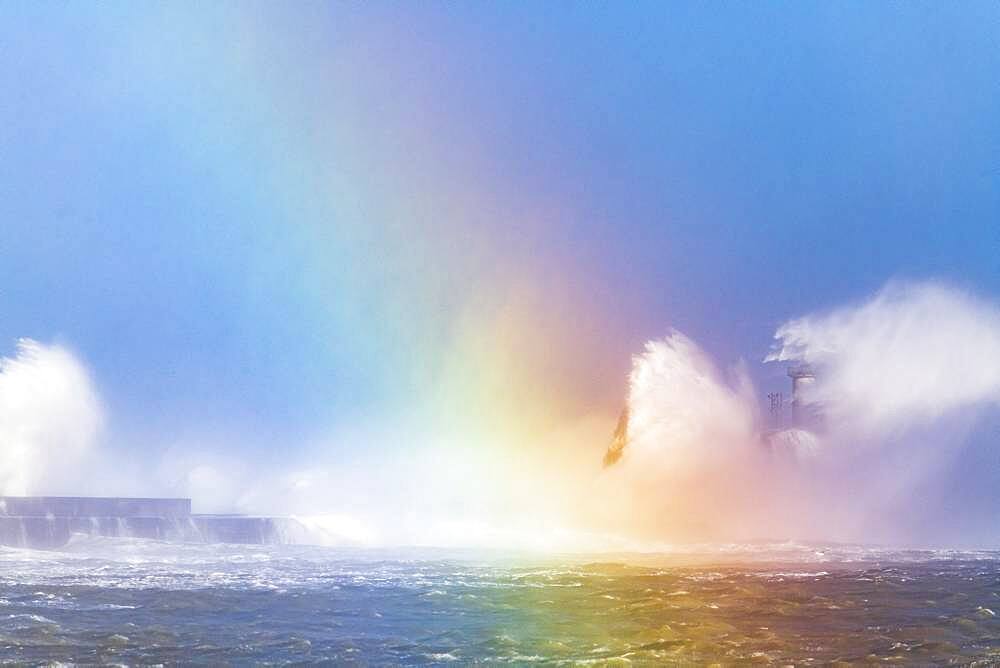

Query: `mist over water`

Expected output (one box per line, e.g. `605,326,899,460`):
602,281,1000,547
3,280,1000,551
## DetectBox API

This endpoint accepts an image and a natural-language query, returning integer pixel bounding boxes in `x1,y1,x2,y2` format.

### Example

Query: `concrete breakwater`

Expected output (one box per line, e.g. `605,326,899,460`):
0,496,305,549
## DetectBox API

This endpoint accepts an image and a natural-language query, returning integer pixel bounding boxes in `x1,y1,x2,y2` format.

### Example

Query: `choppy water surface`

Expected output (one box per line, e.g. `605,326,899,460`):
0,539,998,664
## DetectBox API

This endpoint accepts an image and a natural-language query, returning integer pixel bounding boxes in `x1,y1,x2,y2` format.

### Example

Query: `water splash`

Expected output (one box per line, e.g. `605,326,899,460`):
767,280,1000,438
0,340,102,496
603,281,1000,545
609,331,758,473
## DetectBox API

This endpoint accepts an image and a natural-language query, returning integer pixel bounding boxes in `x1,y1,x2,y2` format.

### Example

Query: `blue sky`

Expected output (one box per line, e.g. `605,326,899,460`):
1,3,997,469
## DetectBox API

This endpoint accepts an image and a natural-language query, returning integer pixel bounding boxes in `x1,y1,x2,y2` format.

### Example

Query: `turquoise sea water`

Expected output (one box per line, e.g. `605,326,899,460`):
0,539,998,664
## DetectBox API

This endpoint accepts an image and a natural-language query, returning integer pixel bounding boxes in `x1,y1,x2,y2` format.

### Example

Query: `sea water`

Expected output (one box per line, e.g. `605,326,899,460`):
0,538,998,664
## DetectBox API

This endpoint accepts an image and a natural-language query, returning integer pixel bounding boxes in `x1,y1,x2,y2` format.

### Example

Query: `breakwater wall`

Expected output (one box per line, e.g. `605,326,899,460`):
0,496,305,549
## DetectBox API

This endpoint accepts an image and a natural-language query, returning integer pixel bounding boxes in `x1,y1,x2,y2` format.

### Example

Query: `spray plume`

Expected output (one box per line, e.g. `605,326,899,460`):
0,339,103,495
767,281,1000,437
603,281,1000,545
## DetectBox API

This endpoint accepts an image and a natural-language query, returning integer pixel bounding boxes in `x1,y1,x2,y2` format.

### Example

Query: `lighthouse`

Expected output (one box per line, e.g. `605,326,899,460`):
787,363,819,427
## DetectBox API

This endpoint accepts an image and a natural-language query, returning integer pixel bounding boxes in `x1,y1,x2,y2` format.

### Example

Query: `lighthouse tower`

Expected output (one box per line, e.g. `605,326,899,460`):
787,363,817,426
